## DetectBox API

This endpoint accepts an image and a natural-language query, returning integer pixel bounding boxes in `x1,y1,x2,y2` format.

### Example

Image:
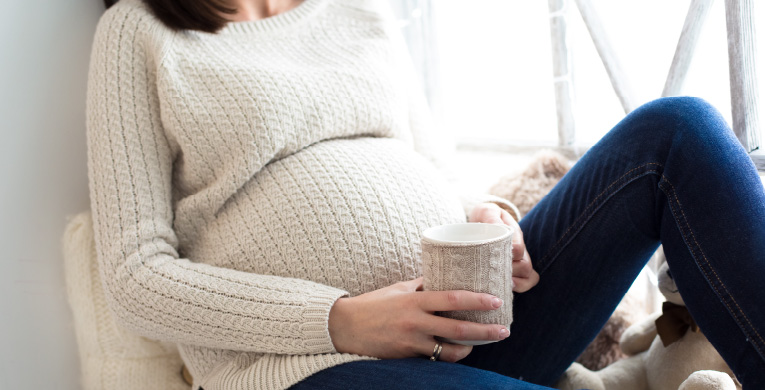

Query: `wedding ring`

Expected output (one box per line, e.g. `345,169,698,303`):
430,341,443,361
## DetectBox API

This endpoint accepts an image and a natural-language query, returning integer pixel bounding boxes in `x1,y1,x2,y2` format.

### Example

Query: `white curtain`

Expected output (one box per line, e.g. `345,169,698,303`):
390,0,442,121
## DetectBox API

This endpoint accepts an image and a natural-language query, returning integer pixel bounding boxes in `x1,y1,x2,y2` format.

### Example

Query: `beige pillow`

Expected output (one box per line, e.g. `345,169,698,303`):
62,211,190,390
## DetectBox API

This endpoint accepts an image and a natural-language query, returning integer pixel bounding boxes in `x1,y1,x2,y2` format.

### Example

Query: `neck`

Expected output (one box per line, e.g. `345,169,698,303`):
228,0,303,22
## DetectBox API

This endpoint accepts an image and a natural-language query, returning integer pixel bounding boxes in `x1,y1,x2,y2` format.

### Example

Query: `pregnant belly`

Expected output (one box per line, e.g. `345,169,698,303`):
189,137,466,296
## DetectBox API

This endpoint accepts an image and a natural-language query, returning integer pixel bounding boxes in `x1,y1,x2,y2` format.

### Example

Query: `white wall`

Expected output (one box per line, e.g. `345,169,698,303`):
0,0,103,388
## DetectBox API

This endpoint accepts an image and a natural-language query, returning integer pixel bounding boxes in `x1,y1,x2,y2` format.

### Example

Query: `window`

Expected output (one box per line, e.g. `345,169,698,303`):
395,0,765,169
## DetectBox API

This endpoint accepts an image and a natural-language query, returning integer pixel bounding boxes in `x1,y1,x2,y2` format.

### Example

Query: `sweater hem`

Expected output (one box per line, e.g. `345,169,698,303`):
302,288,350,354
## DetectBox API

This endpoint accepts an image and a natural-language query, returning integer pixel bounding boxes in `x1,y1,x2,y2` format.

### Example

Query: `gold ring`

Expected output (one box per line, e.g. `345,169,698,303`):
430,341,443,361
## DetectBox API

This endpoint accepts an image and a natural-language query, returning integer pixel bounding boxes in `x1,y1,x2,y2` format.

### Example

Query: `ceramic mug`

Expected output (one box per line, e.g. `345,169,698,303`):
421,222,514,345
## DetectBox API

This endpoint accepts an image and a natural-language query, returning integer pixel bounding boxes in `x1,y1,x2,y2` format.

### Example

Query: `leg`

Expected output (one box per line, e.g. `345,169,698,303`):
459,97,765,387
289,358,552,389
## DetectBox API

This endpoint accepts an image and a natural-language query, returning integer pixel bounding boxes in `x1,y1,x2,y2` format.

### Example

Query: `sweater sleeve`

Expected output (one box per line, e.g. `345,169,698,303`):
85,4,348,355
383,8,522,221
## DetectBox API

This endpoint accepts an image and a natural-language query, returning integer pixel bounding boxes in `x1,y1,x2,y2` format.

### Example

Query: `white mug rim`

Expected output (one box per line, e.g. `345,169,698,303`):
421,222,513,246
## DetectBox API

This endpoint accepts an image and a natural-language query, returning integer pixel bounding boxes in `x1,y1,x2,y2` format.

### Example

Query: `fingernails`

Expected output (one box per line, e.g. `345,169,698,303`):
491,297,503,308
499,328,510,339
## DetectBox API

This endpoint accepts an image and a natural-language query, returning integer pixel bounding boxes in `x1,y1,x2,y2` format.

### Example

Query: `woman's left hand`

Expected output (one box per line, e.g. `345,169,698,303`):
468,202,540,293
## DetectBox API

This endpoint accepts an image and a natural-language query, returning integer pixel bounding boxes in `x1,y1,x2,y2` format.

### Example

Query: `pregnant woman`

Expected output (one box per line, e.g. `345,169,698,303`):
87,0,765,389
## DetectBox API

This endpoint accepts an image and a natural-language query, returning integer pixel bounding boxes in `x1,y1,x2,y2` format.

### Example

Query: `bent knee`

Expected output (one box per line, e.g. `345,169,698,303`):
642,96,721,124
636,96,732,143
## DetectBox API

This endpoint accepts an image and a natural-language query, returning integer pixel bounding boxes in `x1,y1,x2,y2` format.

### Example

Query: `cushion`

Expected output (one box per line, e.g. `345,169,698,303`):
62,211,190,390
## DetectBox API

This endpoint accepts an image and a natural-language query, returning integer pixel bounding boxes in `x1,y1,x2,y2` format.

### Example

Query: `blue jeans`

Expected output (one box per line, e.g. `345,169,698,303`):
291,97,765,389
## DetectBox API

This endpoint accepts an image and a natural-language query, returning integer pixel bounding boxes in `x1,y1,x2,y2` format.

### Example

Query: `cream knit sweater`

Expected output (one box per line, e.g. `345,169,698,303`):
86,0,515,388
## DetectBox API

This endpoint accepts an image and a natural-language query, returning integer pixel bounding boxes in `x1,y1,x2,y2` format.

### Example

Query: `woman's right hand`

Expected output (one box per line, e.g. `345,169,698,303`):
328,277,510,362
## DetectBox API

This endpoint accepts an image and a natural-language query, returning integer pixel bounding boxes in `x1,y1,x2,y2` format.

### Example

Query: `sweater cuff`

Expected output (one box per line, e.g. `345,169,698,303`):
459,193,522,222
301,287,350,354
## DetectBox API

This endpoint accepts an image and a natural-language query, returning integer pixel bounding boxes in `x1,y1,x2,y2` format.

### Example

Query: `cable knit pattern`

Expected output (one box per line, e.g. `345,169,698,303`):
86,0,515,388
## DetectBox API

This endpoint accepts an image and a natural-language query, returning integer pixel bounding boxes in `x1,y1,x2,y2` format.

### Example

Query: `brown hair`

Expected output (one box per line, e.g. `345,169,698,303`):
103,0,236,33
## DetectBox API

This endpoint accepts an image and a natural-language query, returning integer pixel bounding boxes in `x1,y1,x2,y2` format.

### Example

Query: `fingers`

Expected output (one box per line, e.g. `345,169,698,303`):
500,209,515,226
468,202,504,224
424,340,473,363
513,266,540,292
512,250,533,279
499,212,541,292
505,219,526,260
513,270,540,292
494,210,525,260
397,277,424,292
416,290,504,312
423,315,510,343
512,248,540,292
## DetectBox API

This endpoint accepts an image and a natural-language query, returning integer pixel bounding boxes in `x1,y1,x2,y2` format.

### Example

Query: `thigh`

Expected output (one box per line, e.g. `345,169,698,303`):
289,358,552,390
460,174,660,386
458,104,669,385
461,97,765,386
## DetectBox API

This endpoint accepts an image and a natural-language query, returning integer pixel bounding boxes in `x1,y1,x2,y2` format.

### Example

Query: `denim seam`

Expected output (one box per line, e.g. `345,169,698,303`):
537,162,664,274
660,176,765,359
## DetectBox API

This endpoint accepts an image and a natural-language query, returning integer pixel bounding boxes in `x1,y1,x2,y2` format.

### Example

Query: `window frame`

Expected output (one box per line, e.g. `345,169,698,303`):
753,155,765,170
396,0,763,171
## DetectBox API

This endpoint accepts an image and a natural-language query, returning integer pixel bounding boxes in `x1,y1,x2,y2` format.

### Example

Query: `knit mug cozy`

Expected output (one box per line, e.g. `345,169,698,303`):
421,223,514,345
